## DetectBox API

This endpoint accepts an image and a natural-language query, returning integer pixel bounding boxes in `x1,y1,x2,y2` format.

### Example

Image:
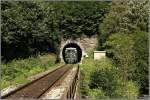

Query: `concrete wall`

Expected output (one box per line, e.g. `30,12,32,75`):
94,51,106,60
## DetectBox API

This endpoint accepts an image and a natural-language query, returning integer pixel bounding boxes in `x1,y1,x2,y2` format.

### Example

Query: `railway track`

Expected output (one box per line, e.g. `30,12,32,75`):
1,64,74,99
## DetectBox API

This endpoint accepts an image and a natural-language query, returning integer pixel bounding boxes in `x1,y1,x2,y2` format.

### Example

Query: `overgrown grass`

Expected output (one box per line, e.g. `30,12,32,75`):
80,52,109,99
1,53,62,89
80,52,139,99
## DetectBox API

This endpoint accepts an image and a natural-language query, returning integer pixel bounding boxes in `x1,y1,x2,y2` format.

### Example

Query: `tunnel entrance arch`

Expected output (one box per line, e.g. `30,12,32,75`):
60,40,84,64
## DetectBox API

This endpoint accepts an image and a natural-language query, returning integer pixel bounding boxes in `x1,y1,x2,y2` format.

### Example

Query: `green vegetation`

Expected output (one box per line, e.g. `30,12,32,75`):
104,31,148,94
1,54,62,89
132,31,148,94
1,0,148,99
1,1,110,62
105,33,135,81
80,55,139,99
99,0,148,46
80,1,149,95
99,0,148,96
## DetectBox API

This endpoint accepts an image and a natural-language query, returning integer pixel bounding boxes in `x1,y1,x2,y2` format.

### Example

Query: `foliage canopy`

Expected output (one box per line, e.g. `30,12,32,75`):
1,1,110,62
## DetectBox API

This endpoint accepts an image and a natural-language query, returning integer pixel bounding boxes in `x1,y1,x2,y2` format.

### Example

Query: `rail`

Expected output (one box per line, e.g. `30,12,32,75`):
62,64,80,99
1,64,80,99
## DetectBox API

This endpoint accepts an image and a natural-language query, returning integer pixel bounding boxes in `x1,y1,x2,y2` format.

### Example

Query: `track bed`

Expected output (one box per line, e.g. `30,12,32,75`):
2,64,72,99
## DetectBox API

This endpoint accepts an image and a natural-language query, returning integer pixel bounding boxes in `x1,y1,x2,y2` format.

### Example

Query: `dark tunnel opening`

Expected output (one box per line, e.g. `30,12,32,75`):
62,43,82,64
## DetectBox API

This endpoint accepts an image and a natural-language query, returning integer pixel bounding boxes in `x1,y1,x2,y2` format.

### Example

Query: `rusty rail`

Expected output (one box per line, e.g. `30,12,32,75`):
1,64,80,99
1,64,72,99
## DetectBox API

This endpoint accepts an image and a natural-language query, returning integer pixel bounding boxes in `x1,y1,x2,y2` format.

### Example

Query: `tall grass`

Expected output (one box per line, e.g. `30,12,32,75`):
80,52,139,99
1,53,61,89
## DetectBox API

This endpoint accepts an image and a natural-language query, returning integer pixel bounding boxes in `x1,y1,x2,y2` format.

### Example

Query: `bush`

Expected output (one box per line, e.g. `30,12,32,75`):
104,31,148,95
99,0,148,47
125,81,139,99
88,88,108,99
89,58,139,99
132,31,148,94
80,56,96,97
1,53,58,88
104,33,135,80
80,52,139,99
80,52,106,98
114,81,139,99
1,1,110,62
90,58,120,97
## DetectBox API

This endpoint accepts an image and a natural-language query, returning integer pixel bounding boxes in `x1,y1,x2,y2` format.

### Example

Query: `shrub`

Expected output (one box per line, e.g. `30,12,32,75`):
80,53,139,99
132,31,148,94
80,56,95,97
1,53,57,88
114,81,139,99
99,0,148,46
104,31,148,95
90,58,139,99
90,58,121,97
88,88,108,99
104,33,135,80
1,1,110,62
125,81,139,99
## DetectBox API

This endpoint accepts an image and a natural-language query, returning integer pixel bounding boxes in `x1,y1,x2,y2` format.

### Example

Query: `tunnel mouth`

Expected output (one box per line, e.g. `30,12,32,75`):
62,43,82,64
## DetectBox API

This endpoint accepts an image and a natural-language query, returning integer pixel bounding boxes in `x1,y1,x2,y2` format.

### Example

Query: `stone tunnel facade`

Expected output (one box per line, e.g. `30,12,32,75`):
60,35,98,64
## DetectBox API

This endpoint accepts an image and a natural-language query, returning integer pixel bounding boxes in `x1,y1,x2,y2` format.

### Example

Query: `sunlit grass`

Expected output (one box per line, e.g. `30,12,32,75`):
80,51,139,99
1,53,62,89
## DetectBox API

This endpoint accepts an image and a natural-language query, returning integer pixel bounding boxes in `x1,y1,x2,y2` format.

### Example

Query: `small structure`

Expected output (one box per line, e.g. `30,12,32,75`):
94,51,106,60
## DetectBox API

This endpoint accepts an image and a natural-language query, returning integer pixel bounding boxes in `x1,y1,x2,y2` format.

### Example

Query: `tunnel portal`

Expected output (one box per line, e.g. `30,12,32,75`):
62,43,82,64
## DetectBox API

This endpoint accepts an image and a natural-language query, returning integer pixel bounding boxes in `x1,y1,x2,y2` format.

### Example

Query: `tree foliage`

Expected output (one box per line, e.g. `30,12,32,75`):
104,33,135,81
90,58,139,99
132,31,148,94
2,1,52,62
99,0,148,45
98,0,149,95
104,31,148,95
1,1,110,62
1,54,57,88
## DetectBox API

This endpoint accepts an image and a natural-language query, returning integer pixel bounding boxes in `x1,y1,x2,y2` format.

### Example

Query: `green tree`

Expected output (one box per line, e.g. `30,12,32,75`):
132,31,148,94
90,58,139,99
2,1,110,62
99,0,148,46
98,0,148,95
104,33,135,81
104,31,148,95
1,1,48,61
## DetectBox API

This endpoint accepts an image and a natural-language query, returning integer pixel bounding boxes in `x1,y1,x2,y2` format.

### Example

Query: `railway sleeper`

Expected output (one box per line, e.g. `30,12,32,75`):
1,64,80,99
41,65,80,99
